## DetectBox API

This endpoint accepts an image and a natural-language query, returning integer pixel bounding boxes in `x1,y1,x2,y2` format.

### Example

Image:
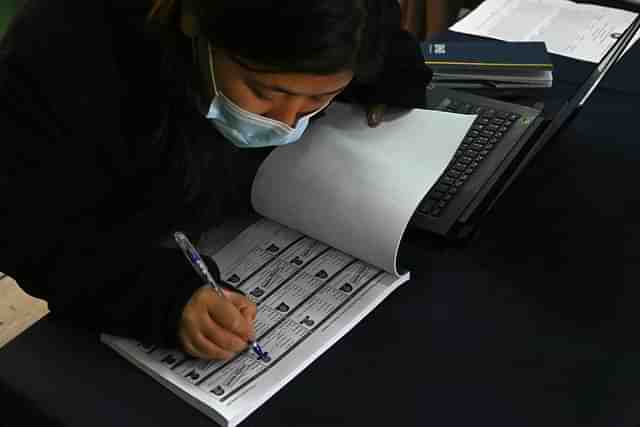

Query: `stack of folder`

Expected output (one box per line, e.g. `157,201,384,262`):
422,40,553,89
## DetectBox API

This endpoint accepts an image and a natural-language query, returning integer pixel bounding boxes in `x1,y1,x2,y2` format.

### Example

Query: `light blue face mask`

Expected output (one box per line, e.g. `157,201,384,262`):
205,45,330,148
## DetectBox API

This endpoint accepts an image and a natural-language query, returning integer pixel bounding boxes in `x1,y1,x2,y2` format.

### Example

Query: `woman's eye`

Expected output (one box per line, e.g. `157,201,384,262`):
255,91,272,101
250,86,272,101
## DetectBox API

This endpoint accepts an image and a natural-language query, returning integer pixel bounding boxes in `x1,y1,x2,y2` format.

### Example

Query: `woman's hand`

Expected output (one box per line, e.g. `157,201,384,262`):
178,286,257,360
366,104,386,127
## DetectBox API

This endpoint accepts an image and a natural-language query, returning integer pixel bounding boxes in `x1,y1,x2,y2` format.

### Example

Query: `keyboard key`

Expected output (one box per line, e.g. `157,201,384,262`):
486,144,494,150
448,186,458,194
471,161,479,168
483,109,497,117
472,124,485,131
481,130,495,138
460,174,469,181
509,113,520,121
479,117,490,125
496,111,510,119
447,170,461,178
471,143,484,150
487,124,500,131
431,208,442,217
504,120,514,127
499,126,509,132
470,130,480,137
455,179,466,187
460,143,470,150
460,156,473,164
490,138,500,144
435,183,450,193
454,150,464,157
480,150,489,156
460,104,473,114
466,149,479,157
419,198,437,213
491,118,505,125
495,132,504,139
453,163,467,171
442,176,455,185
431,191,444,200
437,98,452,109
477,137,489,144
466,168,474,174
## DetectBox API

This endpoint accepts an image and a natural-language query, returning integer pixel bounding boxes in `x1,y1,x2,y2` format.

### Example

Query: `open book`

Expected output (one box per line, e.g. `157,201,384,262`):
101,102,474,427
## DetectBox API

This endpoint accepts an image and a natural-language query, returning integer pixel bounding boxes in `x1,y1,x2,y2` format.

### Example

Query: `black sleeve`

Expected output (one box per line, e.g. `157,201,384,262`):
0,0,204,347
338,0,433,109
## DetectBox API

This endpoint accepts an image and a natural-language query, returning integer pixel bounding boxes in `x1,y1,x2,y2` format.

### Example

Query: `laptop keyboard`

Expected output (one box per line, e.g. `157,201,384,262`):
418,98,522,217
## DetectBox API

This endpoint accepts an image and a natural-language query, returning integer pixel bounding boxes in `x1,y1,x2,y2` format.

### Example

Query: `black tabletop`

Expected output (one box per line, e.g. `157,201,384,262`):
2,11,640,427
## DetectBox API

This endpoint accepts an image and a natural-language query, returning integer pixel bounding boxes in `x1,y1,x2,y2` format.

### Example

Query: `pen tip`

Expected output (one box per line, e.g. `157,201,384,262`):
251,342,268,360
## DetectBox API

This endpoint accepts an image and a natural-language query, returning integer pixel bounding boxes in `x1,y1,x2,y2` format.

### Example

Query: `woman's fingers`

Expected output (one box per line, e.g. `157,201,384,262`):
225,289,257,322
200,308,248,353
207,290,253,341
179,286,258,359
367,103,386,127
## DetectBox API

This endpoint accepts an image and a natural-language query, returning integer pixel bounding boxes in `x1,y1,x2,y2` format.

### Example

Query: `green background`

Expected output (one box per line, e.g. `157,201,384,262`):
1,1,20,37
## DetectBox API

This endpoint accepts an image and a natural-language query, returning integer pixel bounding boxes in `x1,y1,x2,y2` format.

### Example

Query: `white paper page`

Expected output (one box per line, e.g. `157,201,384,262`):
251,102,475,276
102,219,409,427
451,0,639,63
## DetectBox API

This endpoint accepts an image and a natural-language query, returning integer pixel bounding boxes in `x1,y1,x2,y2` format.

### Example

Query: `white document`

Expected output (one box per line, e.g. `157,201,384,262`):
101,103,475,427
451,0,640,63
252,102,475,275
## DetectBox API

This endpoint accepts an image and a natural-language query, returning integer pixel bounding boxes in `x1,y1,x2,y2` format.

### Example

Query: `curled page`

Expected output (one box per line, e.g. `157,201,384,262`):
251,102,475,275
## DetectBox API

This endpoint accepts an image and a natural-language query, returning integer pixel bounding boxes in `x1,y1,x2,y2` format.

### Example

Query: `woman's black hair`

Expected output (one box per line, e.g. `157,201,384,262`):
196,1,392,83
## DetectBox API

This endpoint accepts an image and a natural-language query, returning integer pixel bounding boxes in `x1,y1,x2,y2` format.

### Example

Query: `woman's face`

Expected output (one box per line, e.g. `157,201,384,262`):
212,49,354,127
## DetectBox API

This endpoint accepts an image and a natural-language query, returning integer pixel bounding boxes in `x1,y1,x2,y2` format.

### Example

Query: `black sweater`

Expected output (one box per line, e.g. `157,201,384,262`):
0,0,431,347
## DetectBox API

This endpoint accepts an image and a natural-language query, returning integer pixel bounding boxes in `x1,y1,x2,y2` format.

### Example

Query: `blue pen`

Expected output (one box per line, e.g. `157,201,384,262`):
173,232,267,361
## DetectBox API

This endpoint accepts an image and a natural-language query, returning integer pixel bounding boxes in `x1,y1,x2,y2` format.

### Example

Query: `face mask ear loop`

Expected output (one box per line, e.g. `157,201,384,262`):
207,43,220,97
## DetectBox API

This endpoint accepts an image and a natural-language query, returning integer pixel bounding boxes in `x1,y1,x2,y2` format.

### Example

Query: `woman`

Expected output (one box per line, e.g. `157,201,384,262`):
0,0,431,359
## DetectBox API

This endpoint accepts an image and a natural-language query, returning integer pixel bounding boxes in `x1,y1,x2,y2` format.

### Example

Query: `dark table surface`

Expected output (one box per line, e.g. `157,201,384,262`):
2,8,640,427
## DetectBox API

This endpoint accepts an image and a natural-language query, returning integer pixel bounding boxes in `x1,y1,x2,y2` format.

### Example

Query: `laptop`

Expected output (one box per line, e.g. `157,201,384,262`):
410,14,640,240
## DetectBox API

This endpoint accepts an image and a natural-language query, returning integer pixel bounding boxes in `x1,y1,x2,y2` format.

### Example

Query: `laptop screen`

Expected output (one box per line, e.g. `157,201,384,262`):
463,14,640,230
521,13,640,161
577,13,640,107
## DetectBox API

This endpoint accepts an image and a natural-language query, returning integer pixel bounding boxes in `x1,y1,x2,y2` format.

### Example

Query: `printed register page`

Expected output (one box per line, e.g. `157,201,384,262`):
102,219,409,427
